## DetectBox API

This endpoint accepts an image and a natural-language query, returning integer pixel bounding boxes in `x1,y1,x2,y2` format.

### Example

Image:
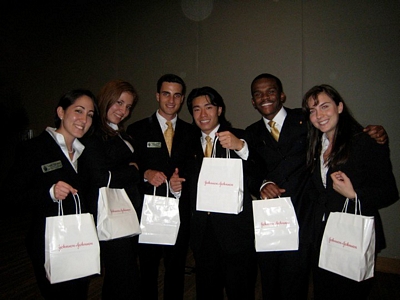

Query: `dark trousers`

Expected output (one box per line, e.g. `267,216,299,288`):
100,236,141,299
193,219,258,300
257,243,312,300
138,225,189,300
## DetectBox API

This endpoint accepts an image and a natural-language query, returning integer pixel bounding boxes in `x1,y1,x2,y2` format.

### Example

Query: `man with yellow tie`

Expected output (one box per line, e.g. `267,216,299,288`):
126,74,197,300
185,86,264,300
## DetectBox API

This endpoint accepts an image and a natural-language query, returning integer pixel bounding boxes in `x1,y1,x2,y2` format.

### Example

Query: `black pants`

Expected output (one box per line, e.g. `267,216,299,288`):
257,243,312,300
138,224,190,300
193,219,258,300
100,236,141,299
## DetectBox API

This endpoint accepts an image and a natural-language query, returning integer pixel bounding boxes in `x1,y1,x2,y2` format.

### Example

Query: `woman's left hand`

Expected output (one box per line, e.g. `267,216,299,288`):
330,171,356,199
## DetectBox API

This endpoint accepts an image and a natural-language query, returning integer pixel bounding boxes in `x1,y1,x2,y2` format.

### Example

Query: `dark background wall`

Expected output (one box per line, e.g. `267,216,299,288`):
1,0,399,258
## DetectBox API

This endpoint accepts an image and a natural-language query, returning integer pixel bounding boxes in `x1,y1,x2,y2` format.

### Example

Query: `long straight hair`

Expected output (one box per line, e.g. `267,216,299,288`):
302,84,362,171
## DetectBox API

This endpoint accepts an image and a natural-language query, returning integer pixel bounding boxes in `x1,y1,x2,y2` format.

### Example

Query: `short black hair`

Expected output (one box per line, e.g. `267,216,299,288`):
156,74,186,95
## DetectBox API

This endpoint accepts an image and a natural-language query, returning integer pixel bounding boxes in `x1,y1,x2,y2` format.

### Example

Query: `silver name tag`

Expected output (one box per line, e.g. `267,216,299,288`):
147,142,161,148
41,160,63,173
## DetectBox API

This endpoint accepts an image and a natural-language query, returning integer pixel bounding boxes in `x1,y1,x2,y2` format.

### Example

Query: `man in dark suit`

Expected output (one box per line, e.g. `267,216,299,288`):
185,86,262,300
246,73,312,300
126,74,197,300
246,73,388,300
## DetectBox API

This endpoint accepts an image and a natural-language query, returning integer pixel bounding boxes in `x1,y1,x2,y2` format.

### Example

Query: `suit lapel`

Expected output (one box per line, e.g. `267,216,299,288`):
149,113,169,155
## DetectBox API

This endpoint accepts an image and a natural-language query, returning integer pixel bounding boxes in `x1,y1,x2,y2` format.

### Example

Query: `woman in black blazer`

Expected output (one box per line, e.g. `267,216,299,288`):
302,84,399,300
80,80,142,299
3,89,98,299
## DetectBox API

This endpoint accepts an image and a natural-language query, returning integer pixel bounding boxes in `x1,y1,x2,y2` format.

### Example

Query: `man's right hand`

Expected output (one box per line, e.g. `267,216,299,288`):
144,169,167,187
260,182,286,199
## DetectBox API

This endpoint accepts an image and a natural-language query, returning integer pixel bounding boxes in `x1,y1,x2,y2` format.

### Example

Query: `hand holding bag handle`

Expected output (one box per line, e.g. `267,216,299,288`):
211,136,230,158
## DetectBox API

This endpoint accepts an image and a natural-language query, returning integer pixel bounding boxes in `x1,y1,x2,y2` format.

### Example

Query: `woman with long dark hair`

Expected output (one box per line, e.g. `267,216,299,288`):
302,84,398,299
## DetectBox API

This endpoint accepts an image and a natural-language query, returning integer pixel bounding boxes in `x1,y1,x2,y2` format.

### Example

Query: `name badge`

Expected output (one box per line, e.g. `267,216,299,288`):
147,142,162,148
41,160,63,173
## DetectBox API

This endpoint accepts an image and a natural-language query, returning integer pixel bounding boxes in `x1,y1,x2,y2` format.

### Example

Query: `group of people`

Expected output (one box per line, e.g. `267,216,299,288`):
3,72,398,300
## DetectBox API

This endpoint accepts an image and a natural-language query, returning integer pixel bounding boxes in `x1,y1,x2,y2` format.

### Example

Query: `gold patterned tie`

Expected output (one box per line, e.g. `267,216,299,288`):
268,120,280,142
204,136,213,157
164,121,174,155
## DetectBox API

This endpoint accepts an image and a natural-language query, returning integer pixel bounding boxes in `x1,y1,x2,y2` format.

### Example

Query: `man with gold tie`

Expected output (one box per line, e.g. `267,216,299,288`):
126,74,197,300
186,86,264,300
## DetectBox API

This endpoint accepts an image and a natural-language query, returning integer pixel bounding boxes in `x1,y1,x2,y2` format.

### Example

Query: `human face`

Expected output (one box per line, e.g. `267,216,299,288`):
107,91,134,125
57,95,95,140
251,78,286,120
156,82,184,120
308,92,343,140
192,95,222,135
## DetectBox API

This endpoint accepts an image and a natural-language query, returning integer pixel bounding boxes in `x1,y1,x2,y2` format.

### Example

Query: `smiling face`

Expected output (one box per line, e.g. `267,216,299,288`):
308,92,343,140
191,95,222,135
106,91,134,125
251,77,286,120
156,82,184,120
57,95,95,139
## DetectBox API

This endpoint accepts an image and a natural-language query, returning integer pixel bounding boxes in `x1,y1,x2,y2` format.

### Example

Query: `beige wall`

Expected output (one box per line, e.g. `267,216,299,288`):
2,0,399,258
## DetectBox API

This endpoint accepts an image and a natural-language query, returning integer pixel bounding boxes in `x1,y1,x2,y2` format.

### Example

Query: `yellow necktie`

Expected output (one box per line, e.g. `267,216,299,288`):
268,120,280,142
204,136,212,157
164,121,174,155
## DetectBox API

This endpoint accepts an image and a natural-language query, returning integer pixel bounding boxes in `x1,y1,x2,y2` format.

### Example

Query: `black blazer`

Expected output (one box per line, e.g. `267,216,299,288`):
246,107,313,243
310,130,399,252
2,130,90,256
126,113,197,223
79,129,142,218
188,125,261,254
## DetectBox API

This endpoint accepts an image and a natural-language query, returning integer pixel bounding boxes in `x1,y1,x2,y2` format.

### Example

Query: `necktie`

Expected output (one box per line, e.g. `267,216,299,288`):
204,136,213,157
164,121,174,155
268,120,280,142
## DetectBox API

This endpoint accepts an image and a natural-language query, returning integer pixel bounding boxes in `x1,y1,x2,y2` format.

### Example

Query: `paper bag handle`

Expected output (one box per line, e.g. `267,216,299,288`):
57,193,82,216
107,171,112,187
152,180,170,198
211,136,230,158
342,193,361,215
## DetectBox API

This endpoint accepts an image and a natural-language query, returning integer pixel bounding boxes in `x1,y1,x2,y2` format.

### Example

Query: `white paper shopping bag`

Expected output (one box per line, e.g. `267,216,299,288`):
97,172,141,241
252,197,299,252
44,195,100,284
139,182,180,245
196,140,244,214
319,197,375,282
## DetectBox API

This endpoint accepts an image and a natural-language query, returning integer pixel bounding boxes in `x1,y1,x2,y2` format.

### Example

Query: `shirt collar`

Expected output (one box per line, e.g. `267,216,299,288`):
201,124,220,143
46,127,85,157
107,122,119,131
263,106,287,129
156,110,177,130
